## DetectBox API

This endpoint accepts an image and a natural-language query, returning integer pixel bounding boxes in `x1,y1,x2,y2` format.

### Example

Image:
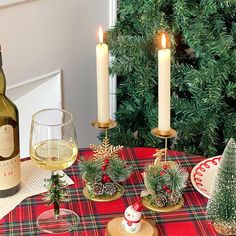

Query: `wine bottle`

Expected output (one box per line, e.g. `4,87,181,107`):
0,45,21,197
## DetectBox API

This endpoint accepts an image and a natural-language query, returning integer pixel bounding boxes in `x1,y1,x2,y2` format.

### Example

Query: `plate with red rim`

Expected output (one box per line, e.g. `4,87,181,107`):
190,156,222,199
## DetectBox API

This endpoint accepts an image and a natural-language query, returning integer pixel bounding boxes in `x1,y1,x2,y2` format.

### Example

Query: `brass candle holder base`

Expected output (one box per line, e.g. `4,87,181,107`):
151,127,177,139
151,127,177,162
83,184,124,202
92,120,117,129
142,197,184,213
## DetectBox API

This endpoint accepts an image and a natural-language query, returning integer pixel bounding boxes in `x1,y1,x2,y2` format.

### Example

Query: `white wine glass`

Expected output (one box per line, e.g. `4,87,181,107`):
29,108,79,234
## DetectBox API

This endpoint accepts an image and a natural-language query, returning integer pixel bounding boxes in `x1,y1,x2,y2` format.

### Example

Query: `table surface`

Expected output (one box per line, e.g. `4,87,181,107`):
0,147,220,236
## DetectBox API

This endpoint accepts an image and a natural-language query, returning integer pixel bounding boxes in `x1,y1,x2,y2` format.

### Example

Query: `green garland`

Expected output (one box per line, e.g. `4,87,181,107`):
79,156,132,197
106,0,236,156
142,162,188,207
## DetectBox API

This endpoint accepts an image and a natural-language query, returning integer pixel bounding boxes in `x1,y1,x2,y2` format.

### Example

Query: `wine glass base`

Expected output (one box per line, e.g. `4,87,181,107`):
37,208,80,234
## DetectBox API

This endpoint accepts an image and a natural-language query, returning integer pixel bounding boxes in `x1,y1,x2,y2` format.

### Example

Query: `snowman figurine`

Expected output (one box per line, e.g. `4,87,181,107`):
122,201,143,233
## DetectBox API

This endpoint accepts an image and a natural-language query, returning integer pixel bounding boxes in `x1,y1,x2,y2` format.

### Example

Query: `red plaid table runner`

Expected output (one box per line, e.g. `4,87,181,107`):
0,147,219,236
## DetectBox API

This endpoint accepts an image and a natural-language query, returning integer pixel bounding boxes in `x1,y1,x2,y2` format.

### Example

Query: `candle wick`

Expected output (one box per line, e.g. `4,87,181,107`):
100,42,103,46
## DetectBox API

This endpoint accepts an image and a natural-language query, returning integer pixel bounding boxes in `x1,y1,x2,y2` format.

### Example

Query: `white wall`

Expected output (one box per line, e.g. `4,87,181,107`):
0,0,109,150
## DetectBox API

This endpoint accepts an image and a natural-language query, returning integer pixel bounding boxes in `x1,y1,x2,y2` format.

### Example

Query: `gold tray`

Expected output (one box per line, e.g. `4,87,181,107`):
83,184,124,202
142,197,184,213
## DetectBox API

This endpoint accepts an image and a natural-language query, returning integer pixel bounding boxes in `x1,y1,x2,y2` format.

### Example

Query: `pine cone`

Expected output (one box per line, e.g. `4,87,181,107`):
154,194,167,207
213,223,236,235
169,191,181,205
104,183,117,196
93,183,104,196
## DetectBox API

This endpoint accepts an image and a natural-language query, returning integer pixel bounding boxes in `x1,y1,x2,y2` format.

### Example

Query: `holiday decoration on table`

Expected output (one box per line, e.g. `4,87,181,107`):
106,200,159,236
106,0,236,157
90,136,123,159
141,149,188,212
122,201,143,233
207,138,236,235
79,138,132,201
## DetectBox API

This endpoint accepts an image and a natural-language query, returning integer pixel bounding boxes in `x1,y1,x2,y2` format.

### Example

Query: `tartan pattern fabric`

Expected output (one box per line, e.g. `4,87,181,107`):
0,148,220,236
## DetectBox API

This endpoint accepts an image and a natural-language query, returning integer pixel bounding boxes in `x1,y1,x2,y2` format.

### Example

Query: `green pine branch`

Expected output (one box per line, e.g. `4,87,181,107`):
106,0,236,156
106,158,132,182
79,156,132,184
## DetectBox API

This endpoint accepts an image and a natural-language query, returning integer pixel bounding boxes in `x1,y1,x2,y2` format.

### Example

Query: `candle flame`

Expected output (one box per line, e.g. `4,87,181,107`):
161,33,166,48
98,26,103,44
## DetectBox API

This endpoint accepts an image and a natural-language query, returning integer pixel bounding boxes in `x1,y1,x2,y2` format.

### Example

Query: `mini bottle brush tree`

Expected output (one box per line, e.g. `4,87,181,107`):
207,138,236,235
107,0,236,156
43,174,68,216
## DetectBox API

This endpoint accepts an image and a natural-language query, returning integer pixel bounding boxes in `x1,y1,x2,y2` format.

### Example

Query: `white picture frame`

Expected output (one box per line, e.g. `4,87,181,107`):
109,0,118,119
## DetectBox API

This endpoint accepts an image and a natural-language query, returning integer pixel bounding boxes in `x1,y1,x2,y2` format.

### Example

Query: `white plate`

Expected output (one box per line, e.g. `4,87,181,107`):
190,156,221,199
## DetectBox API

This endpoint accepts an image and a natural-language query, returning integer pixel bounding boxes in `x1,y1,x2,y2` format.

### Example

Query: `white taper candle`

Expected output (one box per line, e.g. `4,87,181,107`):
96,26,109,127
158,33,171,134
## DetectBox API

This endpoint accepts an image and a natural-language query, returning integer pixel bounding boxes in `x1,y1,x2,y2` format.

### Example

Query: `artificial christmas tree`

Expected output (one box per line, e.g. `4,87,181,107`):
207,138,236,235
107,0,236,156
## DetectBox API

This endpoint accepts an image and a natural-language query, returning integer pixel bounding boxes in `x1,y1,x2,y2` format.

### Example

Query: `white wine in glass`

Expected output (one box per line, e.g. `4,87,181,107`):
30,108,79,234
31,139,78,171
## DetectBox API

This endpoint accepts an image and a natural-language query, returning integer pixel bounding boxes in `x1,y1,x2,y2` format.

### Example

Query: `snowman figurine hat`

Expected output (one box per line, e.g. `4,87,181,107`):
132,201,143,212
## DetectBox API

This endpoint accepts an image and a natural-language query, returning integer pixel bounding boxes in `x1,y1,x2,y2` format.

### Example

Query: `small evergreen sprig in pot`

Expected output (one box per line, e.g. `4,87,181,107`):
79,155,132,197
141,161,188,207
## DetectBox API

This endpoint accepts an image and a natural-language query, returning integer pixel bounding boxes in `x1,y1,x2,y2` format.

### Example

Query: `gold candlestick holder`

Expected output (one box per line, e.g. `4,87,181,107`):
91,119,123,159
141,126,185,213
91,119,117,139
82,119,125,202
151,127,177,162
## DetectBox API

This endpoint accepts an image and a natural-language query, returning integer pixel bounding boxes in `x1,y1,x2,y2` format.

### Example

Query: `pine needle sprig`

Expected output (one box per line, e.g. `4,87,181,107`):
106,157,132,183
79,157,103,184
168,167,189,191
79,155,132,186
144,165,163,194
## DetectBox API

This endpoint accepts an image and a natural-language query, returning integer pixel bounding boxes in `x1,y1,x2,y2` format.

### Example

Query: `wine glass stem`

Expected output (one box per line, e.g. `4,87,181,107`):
51,171,60,218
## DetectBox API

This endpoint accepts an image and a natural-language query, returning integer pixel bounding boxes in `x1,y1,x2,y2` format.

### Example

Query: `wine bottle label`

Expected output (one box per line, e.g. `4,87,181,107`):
0,154,21,190
0,124,14,158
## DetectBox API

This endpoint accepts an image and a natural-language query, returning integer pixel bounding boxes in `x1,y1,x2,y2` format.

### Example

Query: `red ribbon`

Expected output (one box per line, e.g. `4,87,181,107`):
125,217,140,226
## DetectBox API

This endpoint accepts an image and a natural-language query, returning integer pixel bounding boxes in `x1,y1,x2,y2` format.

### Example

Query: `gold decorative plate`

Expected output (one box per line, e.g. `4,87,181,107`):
142,197,184,213
83,184,124,202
